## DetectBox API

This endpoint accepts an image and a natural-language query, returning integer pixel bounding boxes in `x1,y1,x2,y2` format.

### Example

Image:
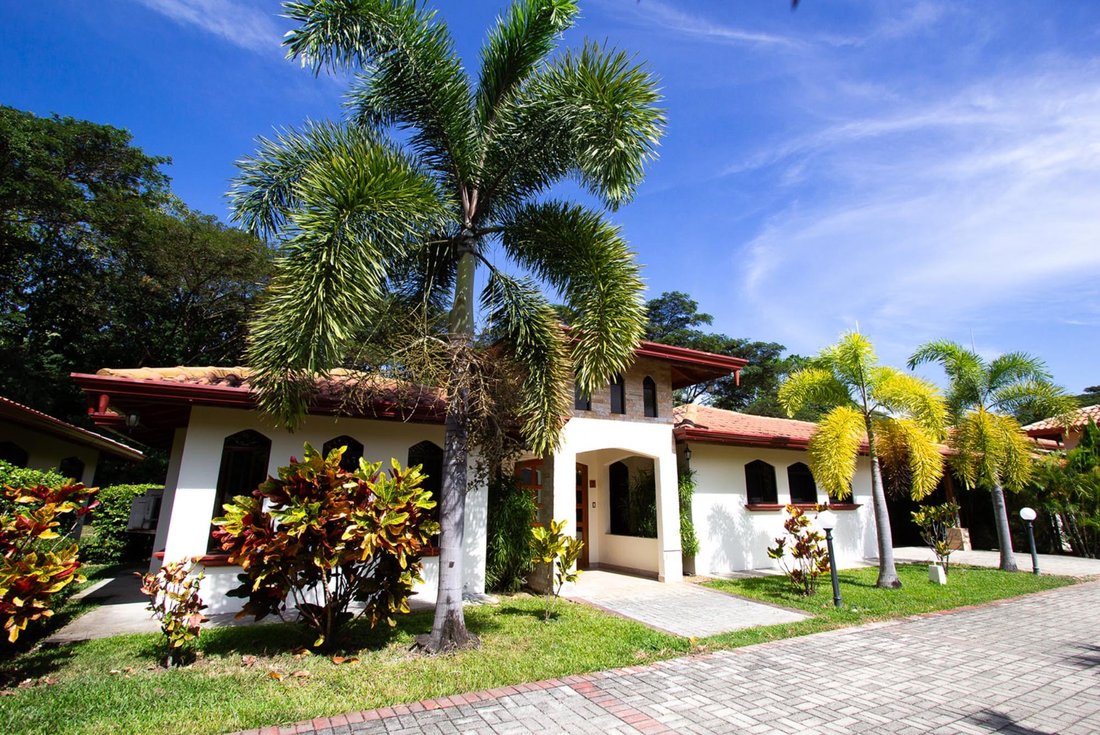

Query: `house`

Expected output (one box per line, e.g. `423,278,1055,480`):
1023,404,1100,450
0,395,143,484
72,343,881,613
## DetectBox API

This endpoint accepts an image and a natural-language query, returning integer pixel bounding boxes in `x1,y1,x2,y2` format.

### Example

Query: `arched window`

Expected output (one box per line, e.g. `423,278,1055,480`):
408,441,444,545
574,381,591,411
210,430,271,550
322,435,364,473
59,456,86,482
0,441,28,468
610,374,625,414
745,460,778,505
643,376,658,418
787,462,818,505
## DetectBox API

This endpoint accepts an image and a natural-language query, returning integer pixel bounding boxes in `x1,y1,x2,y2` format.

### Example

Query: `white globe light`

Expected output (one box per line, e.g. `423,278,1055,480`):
817,509,838,531
1019,507,1037,522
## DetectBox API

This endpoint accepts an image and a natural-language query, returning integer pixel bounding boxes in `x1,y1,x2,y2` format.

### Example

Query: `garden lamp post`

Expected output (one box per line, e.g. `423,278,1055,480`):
818,509,841,608
1020,507,1040,575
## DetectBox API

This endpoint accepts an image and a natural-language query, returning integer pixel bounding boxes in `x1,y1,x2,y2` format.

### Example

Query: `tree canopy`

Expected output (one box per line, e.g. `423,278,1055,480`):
0,105,272,426
643,291,807,415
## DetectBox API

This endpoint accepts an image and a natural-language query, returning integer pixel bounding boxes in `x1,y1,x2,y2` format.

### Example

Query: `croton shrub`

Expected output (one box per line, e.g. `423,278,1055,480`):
767,505,830,596
0,481,98,642
138,559,207,666
213,443,439,648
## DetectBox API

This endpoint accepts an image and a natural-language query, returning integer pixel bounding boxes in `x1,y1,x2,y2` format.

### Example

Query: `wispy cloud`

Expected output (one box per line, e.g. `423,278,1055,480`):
134,0,283,53
610,0,806,48
734,59,1100,371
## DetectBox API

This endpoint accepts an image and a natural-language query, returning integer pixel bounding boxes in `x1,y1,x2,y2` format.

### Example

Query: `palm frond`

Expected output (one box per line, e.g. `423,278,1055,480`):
475,0,578,128
778,367,850,418
807,405,865,500
991,379,1078,425
499,201,645,395
986,351,1052,393
949,408,1034,492
908,339,985,415
242,130,444,425
819,331,875,394
481,272,571,455
869,366,947,439
874,417,945,500
285,0,476,184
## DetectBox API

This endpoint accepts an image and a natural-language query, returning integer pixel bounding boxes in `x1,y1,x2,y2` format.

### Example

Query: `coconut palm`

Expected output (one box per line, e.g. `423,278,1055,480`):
779,332,947,588
908,341,1076,571
229,0,663,651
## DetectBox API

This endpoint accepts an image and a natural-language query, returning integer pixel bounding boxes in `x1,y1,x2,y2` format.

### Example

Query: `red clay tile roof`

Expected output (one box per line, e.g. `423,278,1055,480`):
673,403,822,450
1023,404,1100,434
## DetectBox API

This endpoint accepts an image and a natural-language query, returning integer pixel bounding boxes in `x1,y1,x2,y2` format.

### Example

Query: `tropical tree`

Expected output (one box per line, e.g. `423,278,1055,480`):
909,341,1076,571
779,332,947,588
230,0,662,651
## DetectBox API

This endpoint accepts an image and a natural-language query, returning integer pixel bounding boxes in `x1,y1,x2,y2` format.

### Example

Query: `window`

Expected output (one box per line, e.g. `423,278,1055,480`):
610,374,625,414
59,456,85,482
210,430,271,551
408,441,444,545
608,459,657,538
0,441,28,468
574,382,591,411
787,462,818,505
321,435,364,472
643,376,658,418
744,460,777,505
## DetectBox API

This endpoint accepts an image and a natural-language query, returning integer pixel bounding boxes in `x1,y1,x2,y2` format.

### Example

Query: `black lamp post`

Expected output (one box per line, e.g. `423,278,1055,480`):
1020,507,1040,575
818,509,841,608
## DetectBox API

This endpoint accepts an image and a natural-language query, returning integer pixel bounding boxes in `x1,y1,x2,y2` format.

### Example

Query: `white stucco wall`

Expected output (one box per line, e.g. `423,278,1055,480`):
0,420,99,485
159,406,485,614
688,442,877,575
552,416,681,582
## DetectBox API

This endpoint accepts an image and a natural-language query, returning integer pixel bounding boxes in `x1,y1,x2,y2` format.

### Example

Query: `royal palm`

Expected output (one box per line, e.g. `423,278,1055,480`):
230,0,663,650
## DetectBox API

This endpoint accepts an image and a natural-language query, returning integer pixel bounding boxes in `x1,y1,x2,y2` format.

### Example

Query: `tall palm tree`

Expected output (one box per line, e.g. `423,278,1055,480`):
230,0,663,651
779,332,946,588
909,341,1076,572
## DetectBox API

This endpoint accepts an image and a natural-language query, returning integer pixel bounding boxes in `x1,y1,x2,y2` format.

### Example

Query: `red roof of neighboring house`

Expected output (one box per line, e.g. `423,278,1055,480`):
673,403,824,450
1023,404,1100,436
0,396,144,462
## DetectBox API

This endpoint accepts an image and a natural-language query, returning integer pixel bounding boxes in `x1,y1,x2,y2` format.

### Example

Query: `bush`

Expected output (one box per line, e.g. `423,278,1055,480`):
912,502,961,576
529,518,583,621
0,461,69,517
213,443,439,649
485,473,536,593
138,559,207,667
767,505,829,596
0,481,98,642
678,469,700,558
81,484,160,564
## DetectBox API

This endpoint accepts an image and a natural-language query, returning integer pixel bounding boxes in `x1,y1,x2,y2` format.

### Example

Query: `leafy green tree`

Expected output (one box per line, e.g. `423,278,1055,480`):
780,332,947,588
231,0,662,651
0,105,272,425
909,341,1076,571
643,291,806,414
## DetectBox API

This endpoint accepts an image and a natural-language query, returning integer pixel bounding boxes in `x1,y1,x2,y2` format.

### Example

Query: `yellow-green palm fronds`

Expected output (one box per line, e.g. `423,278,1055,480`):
870,367,948,440
874,417,945,500
778,367,849,418
807,405,865,501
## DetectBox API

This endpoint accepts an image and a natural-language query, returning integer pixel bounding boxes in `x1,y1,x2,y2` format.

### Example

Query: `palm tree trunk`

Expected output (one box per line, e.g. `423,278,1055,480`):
869,453,902,588
416,246,480,652
989,483,1018,572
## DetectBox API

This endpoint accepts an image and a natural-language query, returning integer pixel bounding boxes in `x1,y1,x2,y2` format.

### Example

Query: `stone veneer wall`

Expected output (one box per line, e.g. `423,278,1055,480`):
574,358,673,424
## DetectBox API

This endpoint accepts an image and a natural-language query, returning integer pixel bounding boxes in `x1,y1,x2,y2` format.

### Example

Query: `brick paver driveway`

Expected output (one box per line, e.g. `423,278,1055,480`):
234,582,1100,735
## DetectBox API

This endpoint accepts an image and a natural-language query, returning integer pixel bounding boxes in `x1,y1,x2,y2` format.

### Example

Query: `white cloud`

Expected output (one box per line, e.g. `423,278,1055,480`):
134,0,282,53
733,61,1100,369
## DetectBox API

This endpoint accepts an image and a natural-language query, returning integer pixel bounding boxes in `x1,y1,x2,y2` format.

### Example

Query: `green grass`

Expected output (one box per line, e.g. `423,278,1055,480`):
704,563,1074,633
0,565,1075,735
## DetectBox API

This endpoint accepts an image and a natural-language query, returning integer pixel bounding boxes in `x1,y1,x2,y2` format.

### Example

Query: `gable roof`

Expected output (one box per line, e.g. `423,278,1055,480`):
673,403,823,450
0,396,144,462
1023,404,1100,436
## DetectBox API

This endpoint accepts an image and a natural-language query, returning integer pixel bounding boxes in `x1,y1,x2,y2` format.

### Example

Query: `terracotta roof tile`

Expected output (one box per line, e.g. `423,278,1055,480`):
1023,404,1100,433
673,403,820,447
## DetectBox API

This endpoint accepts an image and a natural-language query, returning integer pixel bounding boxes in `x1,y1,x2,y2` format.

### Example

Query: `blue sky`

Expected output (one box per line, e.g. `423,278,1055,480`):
3,1,1099,394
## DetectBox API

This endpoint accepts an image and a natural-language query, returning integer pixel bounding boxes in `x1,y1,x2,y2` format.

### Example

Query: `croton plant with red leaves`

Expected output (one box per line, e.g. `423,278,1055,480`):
0,482,98,642
213,443,439,649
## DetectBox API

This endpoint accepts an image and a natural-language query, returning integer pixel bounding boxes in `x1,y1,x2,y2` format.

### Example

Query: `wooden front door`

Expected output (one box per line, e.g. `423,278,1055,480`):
575,463,589,569
514,459,545,524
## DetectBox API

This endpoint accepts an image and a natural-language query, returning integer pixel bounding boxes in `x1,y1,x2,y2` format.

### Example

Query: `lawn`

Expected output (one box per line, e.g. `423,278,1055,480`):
0,565,1074,735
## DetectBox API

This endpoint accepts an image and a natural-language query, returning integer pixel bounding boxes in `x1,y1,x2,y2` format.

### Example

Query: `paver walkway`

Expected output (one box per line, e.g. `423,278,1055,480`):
563,570,806,637
233,581,1100,735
